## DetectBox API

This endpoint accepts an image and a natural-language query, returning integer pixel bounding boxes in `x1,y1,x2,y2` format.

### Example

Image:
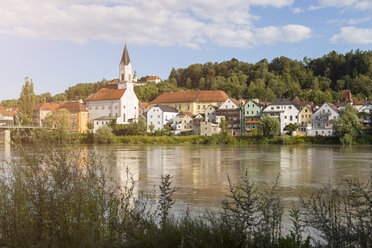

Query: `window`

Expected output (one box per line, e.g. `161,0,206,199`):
187,104,190,110
276,106,280,109
121,74,124,81
305,109,308,112
302,115,304,118
203,104,206,110
271,107,274,110
284,116,287,119
290,116,293,121
198,105,200,110
289,106,292,109
179,104,181,110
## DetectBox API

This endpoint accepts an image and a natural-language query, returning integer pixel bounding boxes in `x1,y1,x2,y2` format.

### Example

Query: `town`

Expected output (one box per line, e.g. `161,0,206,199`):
1,45,371,140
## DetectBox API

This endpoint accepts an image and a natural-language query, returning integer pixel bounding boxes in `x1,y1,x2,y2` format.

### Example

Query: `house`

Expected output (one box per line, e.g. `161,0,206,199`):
147,75,161,84
205,104,218,122
58,102,89,133
33,102,62,126
149,90,229,115
359,101,372,135
215,98,241,135
297,105,313,136
199,121,221,136
261,98,300,134
172,111,193,135
85,44,139,130
240,99,263,134
353,99,366,111
146,105,178,132
308,102,339,136
0,106,16,126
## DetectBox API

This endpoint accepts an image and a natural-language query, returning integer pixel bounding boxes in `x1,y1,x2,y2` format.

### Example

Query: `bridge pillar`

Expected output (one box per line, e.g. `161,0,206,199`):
0,129,10,145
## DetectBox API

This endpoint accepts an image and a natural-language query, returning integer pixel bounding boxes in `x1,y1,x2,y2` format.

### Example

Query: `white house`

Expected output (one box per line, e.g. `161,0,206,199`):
172,111,193,135
85,44,139,131
308,102,339,136
262,98,300,134
147,105,178,132
147,75,161,84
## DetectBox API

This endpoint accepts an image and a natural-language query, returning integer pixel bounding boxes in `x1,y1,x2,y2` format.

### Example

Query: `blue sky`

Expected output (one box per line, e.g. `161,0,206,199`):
0,0,372,101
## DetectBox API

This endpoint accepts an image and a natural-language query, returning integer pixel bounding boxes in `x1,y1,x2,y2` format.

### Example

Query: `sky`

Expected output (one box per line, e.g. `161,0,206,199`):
0,0,372,101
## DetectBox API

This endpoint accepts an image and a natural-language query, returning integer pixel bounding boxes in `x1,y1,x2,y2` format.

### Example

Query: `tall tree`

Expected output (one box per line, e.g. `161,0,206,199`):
261,116,280,138
333,105,361,145
18,77,36,125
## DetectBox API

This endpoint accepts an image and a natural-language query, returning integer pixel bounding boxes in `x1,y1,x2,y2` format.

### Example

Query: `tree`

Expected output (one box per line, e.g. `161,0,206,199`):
18,77,35,125
284,123,298,135
219,117,229,137
261,116,280,138
333,105,361,145
44,109,70,130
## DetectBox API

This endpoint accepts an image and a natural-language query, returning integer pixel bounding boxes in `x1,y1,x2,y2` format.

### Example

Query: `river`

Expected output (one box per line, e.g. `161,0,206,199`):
1,143,372,212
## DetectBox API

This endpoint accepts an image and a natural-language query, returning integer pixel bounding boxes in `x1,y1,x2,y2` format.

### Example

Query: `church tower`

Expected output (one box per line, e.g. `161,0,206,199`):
118,44,136,90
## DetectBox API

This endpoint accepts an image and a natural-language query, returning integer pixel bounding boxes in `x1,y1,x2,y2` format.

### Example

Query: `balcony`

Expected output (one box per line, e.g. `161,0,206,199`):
245,120,260,124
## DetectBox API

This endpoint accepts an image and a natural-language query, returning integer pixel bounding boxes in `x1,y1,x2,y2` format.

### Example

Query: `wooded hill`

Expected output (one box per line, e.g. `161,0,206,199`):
1,50,371,108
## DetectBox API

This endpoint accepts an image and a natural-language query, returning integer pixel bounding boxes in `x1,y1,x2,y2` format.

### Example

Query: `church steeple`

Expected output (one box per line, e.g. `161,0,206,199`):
120,44,131,66
119,44,133,85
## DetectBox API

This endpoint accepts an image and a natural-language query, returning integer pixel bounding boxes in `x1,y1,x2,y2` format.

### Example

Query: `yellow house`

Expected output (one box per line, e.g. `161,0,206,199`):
149,90,229,115
59,102,89,133
297,105,313,136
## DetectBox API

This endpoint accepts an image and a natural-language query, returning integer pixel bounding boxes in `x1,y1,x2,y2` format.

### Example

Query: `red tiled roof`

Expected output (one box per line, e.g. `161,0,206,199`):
341,90,352,103
0,106,16,117
59,102,88,112
178,111,193,118
34,102,62,111
85,88,125,101
147,75,160,80
353,100,365,105
139,102,149,109
150,90,229,104
329,103,339,113
259,102,271,107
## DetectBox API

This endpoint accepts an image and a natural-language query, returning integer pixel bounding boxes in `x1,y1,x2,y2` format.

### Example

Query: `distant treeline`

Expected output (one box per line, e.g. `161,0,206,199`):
2,50,371,108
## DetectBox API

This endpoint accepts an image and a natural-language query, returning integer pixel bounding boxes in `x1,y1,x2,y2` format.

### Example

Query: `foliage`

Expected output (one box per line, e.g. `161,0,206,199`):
219,117,229,137
18,77,36,125
0,99,18,109
261,116,280,138
0,146,132,247
43,108,70,129
158,174,178,229
283,123,299,135
333,105,362,145
94,125,116,144
301,178,372,247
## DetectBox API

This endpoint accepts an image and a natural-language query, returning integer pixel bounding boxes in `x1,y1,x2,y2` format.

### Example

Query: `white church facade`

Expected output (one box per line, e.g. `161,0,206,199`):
85,44,139,131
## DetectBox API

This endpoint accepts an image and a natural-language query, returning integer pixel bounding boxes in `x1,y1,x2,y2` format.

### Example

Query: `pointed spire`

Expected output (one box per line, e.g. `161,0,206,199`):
120,44,131,65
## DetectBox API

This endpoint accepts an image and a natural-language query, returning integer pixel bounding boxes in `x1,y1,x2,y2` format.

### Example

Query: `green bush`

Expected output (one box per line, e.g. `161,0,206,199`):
94,125,117,144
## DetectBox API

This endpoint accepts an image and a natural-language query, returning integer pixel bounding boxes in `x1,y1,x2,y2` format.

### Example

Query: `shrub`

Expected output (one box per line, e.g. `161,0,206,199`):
94,125,116,144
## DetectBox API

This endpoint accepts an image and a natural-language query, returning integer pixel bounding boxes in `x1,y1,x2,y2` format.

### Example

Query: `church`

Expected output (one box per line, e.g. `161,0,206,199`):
85,45,139,131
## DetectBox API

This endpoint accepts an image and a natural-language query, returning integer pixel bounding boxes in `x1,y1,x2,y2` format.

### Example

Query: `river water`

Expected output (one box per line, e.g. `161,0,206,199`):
1,143,372,212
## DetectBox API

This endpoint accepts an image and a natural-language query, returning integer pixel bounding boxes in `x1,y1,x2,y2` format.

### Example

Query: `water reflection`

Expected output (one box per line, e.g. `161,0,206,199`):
1,144,372,210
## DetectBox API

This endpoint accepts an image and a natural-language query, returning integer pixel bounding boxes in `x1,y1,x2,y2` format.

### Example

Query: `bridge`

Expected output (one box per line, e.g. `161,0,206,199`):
0,125,48,144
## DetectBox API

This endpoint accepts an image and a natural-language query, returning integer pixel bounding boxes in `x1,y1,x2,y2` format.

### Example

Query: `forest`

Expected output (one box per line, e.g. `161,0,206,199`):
1,50,371,108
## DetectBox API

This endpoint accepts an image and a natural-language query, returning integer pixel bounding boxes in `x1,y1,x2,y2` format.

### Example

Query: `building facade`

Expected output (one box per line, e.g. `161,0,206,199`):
241,100,263,134
215,98,241,135
146,105,178,132
308,102,339,136
58,102,89,133
262,98,300,134
149,90,229,115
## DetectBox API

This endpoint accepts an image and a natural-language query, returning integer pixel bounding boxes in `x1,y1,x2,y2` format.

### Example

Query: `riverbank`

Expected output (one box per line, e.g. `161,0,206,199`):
101,134,372,145
10,128,372,145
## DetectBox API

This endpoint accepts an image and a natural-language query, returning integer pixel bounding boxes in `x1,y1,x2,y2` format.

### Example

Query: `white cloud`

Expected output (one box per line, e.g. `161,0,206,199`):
311,0,372,11
330,26,372,44
348,16,371,24
0,0,312,48
291,7,304,14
